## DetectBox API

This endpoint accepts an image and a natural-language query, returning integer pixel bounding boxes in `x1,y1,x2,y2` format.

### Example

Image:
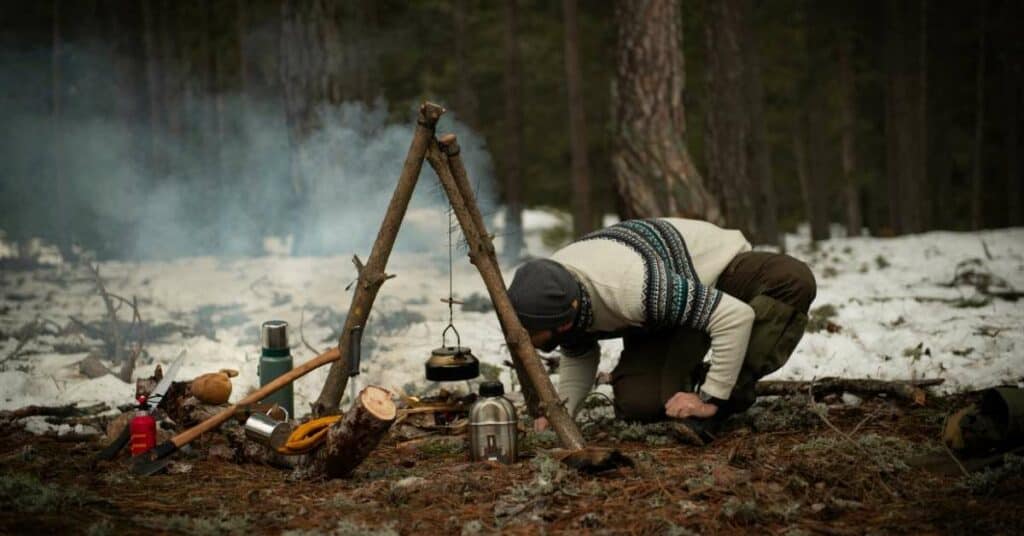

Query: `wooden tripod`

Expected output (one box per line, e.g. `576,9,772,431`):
312,102,586,450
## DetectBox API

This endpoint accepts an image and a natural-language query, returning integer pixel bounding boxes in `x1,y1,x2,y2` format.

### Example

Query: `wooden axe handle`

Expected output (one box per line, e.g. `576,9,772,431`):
170,347,341,448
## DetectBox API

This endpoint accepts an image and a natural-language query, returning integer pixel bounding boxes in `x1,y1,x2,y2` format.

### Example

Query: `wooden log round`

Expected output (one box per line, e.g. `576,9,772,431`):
299,386,396,479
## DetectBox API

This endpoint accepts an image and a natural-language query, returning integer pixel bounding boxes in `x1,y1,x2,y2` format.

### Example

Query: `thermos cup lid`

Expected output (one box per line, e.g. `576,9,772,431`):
479,381,504,397
261,320,289,350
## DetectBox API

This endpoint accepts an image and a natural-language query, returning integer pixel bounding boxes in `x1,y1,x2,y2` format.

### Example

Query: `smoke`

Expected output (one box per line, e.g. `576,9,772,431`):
0,45,497,261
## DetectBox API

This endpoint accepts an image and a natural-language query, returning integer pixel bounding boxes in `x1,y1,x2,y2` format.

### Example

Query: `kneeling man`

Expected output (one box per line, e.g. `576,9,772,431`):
508,218,815,437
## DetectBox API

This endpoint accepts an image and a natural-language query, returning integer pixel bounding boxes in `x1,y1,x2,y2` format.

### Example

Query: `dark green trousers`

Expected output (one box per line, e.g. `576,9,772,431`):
611,251,816,422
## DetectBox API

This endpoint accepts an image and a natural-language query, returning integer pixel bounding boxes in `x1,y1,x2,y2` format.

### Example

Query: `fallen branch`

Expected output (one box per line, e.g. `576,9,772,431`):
299,307,323,356
0,402,109,424
808,398,898,498
115,294,145,382
2,322,42,362
86,262,125,368
756,377,944,405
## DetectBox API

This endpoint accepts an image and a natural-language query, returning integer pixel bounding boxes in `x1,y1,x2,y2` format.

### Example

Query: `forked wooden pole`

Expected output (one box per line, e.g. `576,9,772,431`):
426,137,586,450
312,102,445,416
437,134,541,416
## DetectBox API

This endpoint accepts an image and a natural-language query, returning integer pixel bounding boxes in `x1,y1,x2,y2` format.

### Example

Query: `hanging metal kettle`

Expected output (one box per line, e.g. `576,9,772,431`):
425,324,480,381
469,381,518,463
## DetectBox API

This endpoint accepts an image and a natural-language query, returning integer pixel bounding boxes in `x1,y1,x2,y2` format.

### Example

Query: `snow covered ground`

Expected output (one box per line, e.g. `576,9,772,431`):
1,210,1022,436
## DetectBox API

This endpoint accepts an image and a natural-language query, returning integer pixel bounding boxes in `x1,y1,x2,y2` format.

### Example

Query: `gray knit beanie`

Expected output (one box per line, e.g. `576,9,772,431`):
507,259,579,331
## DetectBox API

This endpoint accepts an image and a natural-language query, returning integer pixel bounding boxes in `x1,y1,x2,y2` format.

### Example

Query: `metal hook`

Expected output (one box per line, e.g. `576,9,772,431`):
441,323,461,349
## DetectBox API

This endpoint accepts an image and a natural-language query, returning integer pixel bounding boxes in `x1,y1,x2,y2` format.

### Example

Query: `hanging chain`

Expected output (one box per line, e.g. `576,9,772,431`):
441,208,461,349
447,208,454,326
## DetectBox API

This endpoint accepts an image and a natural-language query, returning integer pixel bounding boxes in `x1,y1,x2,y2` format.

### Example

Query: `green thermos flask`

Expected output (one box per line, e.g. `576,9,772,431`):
259,320,293,417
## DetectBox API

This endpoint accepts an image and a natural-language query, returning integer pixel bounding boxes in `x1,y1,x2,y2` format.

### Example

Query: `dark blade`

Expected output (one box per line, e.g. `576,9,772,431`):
131,440,177,476
94,426,131,462
149,349,187,407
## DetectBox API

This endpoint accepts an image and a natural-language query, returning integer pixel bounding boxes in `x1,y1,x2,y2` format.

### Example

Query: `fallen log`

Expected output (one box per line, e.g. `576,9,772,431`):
0,402,109,423
755,377,944,405
296,386,396,479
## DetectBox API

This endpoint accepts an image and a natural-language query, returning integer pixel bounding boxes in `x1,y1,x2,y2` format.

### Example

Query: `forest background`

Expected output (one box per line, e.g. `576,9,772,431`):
1,0,1020,261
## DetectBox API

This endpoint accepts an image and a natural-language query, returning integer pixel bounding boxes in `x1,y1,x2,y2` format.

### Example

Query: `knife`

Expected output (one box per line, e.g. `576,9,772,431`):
94,349,187,461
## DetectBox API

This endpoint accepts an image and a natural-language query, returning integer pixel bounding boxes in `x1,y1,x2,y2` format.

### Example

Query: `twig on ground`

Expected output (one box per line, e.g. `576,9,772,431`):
3,319,43,362
299,307,324,356
850,406,883,436
115,294,145,382
86,262,124,367
942,441,970,478
806,384,897,498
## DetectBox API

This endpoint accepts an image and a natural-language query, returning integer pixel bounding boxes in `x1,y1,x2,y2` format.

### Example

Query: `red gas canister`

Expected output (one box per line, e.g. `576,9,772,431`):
130,396,157,456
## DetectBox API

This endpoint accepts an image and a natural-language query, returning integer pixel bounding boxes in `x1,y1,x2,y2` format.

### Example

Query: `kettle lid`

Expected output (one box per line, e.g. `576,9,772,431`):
479,381,504,397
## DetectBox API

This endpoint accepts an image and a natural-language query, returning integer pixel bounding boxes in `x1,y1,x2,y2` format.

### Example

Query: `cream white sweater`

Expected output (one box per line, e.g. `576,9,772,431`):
549,218,754,416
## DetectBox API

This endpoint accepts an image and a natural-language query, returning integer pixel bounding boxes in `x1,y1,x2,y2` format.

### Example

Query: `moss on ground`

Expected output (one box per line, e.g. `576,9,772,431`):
0,472,93,513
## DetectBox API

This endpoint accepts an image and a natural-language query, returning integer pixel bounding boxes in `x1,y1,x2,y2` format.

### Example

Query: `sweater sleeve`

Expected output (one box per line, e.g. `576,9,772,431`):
557,343,600,417
699,292,755,400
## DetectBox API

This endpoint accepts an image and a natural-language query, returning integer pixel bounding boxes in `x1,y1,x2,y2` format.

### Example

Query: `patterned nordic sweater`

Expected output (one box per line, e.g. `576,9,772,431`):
548,218,755,415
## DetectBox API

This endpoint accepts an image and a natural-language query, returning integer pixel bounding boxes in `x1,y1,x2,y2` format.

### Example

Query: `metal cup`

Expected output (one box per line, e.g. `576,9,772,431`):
244,407,292,450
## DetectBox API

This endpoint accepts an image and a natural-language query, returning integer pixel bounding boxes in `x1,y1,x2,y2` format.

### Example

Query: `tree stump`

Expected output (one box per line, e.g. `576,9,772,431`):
297,386,396,479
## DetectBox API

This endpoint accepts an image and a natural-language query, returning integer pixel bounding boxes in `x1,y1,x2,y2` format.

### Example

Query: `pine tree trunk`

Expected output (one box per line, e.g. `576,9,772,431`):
199,1,218,207
1004,0,1022,227
744,0,778,246
279,0,344,253
237,0,247,96
885,0,926,235
838,31,862,237
52,0,68,258
885,0,908,234
971,1,987,230
917,0,929,230
159,0,180,141
563,0,595,237
141,0,162,174
705,0,756,239
612,0,722,223
1007,54,1021,227
793,123,812,239
214,13,227,193
502,0,525,259
452,0,478,129
801,6,830,242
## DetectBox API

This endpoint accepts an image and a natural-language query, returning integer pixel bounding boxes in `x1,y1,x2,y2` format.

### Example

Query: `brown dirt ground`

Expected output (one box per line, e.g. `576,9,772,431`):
1,394,1021,535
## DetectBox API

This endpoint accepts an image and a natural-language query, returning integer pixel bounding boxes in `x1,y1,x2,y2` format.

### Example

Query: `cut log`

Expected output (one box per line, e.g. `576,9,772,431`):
297,386,396,479
755,377,944,405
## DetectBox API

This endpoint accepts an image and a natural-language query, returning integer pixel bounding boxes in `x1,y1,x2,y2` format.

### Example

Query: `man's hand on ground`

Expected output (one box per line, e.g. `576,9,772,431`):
534,416,550,432
665,392,718,419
